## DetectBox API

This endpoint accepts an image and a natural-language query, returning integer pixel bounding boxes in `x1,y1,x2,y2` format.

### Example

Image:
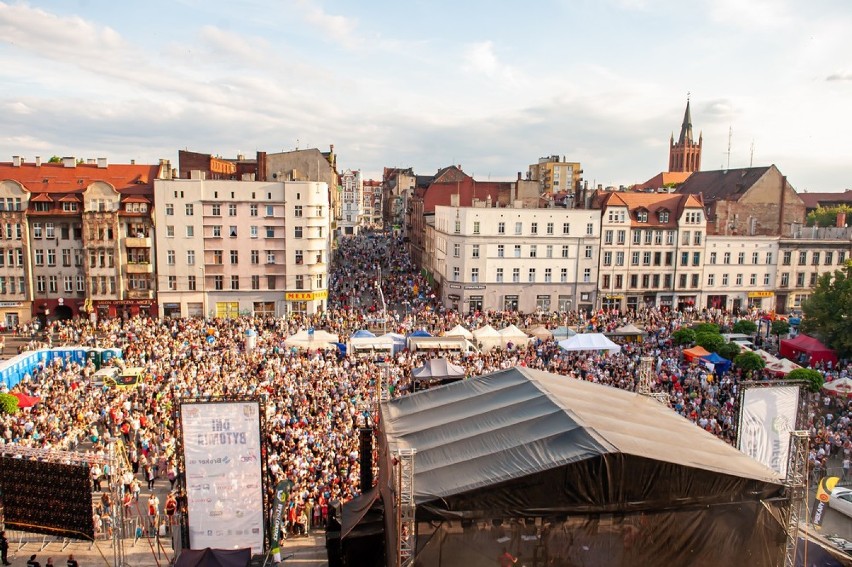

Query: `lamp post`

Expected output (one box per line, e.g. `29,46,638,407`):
375,266,387,335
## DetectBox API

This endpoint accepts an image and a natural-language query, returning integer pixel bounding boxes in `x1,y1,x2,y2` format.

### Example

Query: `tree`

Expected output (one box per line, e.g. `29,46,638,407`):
717,342,741,361
47,155,62,163
800,265,852,358
692,323,720,335
732,320,757,335
786,368,825,393
695,331,724,353
806,205,852,227
671,328,696,346
0,393,19,415
734,351,766,377
771,320,791,339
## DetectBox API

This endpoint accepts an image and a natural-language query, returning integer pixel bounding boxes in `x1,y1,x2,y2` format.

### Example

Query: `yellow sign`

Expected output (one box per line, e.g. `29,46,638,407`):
747,291,774,298
215,302,240,319
285,290,328,301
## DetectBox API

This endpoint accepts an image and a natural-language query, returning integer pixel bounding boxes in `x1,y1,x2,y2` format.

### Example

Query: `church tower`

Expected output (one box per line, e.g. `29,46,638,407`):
668,98,702,173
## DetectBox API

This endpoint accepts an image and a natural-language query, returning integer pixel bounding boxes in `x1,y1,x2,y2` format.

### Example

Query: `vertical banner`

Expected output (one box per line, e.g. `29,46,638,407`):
812,476,840,527
270,479,294,562
738,386,799,476
181,401,265,554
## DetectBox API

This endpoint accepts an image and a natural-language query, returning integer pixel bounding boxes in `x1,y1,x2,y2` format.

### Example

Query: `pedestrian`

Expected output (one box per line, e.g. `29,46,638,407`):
45,558,54,567
145,464,155,490
0,530,10,566
66,554,79,567
499,547,518,567
26,554,41,567
843,457,851,482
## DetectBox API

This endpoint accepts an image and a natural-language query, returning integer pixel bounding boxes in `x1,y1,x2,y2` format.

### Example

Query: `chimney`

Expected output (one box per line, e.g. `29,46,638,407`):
86,158,96,165
450,193,460,207
97,157,108,168
158,159,172,180
837,212,847,228
517,171,522,181
130,159,135,165
12,156,20,167
62,156,76,168
35,156,41,167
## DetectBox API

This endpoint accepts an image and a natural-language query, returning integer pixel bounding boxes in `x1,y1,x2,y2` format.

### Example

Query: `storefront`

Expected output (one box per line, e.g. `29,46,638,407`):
747,291,775,310
163,303,182,318
285,290,328,316
601,295,623,310
706,295,727,310
447,293,460,311
676,295,696,311
214,301,240,319
253,301,275,317
93,299,157,319
2,301,30,328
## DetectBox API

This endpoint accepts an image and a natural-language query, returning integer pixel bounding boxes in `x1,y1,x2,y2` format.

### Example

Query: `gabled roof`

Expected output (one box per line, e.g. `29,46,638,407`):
633,171,693,191
0,161,159,194
676,166,773,202
599,192,703,228
798,189,852,210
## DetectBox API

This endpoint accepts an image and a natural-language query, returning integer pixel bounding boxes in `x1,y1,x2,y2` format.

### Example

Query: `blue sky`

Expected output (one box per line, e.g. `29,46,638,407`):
1,0,850,191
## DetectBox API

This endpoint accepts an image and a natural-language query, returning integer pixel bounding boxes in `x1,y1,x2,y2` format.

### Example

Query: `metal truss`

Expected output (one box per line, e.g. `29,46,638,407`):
395,448,416,567
783,430,809,567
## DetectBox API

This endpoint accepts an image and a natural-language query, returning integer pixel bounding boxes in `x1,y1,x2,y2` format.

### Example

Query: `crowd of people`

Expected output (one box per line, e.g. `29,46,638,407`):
0,229,850,545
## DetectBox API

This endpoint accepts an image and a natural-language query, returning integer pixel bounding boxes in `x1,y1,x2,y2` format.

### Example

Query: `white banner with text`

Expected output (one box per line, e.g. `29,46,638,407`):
738,386,799,476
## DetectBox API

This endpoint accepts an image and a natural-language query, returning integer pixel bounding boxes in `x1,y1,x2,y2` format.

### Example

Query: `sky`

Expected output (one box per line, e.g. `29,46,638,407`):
1,0,850,192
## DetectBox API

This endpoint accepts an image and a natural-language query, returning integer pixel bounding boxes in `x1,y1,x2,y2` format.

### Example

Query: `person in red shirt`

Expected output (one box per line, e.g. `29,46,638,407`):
499,548,517,567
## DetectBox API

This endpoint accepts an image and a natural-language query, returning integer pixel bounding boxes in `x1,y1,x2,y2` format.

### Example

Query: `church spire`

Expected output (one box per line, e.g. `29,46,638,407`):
678,97,693,144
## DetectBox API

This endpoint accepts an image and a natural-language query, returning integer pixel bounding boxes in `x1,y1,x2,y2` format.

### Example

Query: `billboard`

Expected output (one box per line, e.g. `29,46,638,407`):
738,385,799,476
181,400,265,554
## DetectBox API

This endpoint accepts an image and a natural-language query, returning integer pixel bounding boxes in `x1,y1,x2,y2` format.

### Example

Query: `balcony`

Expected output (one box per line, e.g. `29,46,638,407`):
126,290,154,300
126,262,153,274
125,237,152,248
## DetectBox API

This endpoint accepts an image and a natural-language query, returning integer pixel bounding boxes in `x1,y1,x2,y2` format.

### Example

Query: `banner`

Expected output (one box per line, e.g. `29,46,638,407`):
270,479,294,561
812,476,840,527
738,386,799,476
181,401,265,554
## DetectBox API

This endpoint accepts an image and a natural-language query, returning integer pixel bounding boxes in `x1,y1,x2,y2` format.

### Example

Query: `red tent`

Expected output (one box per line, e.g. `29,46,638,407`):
779,334,837,366
11,392,40,408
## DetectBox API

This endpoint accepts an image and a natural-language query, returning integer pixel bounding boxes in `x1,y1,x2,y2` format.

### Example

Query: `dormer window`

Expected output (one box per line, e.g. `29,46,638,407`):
659,210,669,223
637,210,648,223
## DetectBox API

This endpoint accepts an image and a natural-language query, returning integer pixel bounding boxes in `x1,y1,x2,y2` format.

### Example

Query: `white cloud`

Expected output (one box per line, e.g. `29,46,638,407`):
827,72,852,82
461,41,519,84
291,0,361,50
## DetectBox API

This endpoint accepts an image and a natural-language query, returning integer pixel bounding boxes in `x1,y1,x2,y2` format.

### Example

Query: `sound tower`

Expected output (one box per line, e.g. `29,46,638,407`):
359,427,374,490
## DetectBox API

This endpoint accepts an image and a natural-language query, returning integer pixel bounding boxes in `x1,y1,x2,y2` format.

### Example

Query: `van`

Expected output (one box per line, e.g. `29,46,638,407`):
106,367,146,388
92,367,120,387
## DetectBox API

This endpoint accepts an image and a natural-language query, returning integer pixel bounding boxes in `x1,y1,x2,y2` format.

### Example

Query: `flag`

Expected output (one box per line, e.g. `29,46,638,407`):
812,476,840,527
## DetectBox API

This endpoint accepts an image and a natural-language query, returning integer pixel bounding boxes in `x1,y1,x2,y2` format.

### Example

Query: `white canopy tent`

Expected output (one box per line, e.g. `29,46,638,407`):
472,325,502,351
283,329,340,350
349,335,395,356
558,333,621,354
445,325,473,340
498,324,530,350
407,336,477,352
526,325,553,341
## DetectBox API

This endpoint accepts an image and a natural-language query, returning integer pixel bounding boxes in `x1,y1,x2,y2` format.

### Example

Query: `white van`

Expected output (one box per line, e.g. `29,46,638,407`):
722,333,756,351
91,367,120,387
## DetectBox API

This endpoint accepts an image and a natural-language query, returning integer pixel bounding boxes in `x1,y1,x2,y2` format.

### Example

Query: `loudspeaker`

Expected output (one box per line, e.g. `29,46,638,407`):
359,428,374,490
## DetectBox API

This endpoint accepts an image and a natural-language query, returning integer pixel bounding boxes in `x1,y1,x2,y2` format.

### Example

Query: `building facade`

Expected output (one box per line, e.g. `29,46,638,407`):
154,178,330,318
339,169,363,236
527,155,583,196
701,236,778,312
429,203,599,314
598,192,707,312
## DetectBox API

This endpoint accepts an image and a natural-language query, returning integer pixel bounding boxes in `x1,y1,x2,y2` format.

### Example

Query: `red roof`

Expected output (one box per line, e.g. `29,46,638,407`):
30,193,53,202
0,161,159,194
422,178,512,212
599,192,704,229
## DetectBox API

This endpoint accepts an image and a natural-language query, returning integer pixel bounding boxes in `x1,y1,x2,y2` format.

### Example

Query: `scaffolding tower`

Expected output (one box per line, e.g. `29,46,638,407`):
783,430,809,567
637,355,670,405
395,448,417,567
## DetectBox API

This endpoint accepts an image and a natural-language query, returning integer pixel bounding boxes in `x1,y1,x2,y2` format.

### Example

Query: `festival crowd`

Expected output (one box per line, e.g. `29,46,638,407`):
0,230,849,541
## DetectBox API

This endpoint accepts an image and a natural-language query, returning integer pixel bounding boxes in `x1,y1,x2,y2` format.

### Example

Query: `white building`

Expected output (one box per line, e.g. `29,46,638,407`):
154,177,330,318
429,201,599,314
701,236,778,313
340,169,363,236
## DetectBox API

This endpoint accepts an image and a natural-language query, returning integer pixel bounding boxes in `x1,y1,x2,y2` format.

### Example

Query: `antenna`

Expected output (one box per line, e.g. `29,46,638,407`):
750,140,755,167
727,126,732,170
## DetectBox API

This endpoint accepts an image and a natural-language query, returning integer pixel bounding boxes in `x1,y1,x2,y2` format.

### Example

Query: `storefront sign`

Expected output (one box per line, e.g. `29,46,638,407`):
285,290,329,301
747,291,775,298
0,301,22,307
94,300,153,307
447,294,460,300
464,285,486,290
448,284,462,289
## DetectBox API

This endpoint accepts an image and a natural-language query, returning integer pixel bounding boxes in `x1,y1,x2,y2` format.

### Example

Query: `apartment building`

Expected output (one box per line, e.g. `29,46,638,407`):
527,155,583,195
154,178,330,318
339,169,363,236
362,179,382,227
0,156,163,325
428,201,599,313
702,236,778,312
597,192,706,312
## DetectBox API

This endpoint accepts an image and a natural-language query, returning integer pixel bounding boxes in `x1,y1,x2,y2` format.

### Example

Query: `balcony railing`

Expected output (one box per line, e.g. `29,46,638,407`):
126,262,153,274
124,237,152,248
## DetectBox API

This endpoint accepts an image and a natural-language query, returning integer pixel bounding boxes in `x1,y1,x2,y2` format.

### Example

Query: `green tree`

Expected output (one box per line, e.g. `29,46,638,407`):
0,393,19,415
48,155,62,163
806,205,852,227
734,351,766,377
692,323,720,335
786,368,825,393
800,265,852,358
671,328,696,346
717,342,741,361
771,320,791,339
732,320,757,335
695,331,725,353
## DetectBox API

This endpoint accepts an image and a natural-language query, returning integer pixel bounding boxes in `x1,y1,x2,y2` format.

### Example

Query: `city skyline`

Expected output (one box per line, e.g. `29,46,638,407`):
1,0,850,191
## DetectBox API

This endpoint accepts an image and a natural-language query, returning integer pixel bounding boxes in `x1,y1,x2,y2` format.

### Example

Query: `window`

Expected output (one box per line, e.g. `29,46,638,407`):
165,204,174,216
266,251,276,264
252,275,260,290
295,250,304,265
681,252,689,266
546,222,554,235
231,275,239,290
212,204,221,216
710,252,717,264
528,268,536,283
266,205,275,217
617,230,626,245
602,275,611,289
630,274,638,288
680,274,688,288
562,246,570,258
666,231,675,245
637,210,648,223
498,222,505,235
471,268,479,283
563,223,570,235
76,275,84,292
497,245,504,258
167,250,175,265
294,226,303,238
585,246,593,259
767,252,774,265
560,268,568,283
723,252,731,264
693,231,702,245
512,268,520,283
546,245,553,258
45,223,55,238
693,252,700,266
643,252,651,266
781,273,789,287
722,274,729,286
472,244,480,258
632,230,641,245
228,204,237,216
294,205,303,218
659,211,669,223
187,250,195,265
166,225,175,238
251,250,259,264
812,252,821,265
48,275,58,293
496,268,504,283
782,251,791,265
185,204,194,216
826,251,834,265
799,251,807,265
586,223,594,235
708,274,715,286
631,251,640,266
764,274,771,285
653,252,661,266
810,272,818,286
230,226,237,237
736,274,743,286
35,249,43,266
603,251,612,266
583,268,591,282
36,275,45,293
545,268,552,283
166,275,176,290
750,273,757,286
47,249,55,267
62,249,71,267
452,267,460,281
453,243,460,258
213,275,223,290
514,245,521,258
530,245,537,258
266,226,275,238
691,274,699,288
295,274,304,289
682,231,690,245
644,230,652,245
250,204,258,217
473,221,480,234
186,226,194,237
230,250,238,264
797,273,805,287
514,222,522,235
604,230,613,245
267,276,276,290
530,222,538,235
737,252,745,265
316,274,323,289
752,252,760,264
32,223,42,239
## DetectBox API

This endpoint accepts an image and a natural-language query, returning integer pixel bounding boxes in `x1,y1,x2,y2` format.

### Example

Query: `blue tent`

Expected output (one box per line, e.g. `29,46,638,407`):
700,352,732,375
409,329,432,338
334,342,348,355
352,329,377,339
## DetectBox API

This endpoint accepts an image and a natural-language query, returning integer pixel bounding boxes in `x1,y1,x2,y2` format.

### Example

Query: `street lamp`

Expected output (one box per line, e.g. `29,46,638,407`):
375,266,387,334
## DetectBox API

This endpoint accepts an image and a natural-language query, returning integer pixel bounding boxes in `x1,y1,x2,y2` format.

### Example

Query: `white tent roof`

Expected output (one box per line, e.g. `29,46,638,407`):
766,358,801,375
612,323,646,335
349,335,395,351
283,329,339,350
497,324,528,339
823,377,852,394
558,333,621,354
445,324,473,339
526,325,553,340
472,325,501,338
753,349,779,364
